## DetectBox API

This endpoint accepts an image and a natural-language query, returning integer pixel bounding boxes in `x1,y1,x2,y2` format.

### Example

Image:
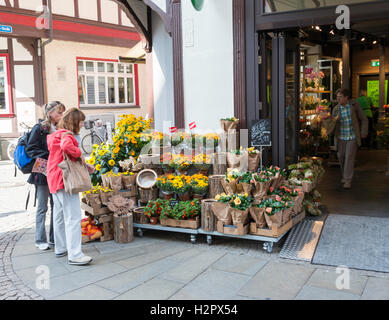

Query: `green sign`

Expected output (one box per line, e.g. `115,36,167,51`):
371,60,380,67
367,80,388,107
191,0,204,11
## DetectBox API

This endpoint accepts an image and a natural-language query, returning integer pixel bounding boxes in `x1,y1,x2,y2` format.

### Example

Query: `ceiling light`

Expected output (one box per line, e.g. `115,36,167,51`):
361,37,366,42
373,40,377,45
315,26,322,31
329,30,335,35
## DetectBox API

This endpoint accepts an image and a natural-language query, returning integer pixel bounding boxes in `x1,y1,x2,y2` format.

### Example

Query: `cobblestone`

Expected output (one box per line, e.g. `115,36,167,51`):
0,164,43,300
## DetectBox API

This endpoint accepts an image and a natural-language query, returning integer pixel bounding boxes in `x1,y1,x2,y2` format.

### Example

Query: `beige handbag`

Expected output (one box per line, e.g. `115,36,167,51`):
58,132,92,194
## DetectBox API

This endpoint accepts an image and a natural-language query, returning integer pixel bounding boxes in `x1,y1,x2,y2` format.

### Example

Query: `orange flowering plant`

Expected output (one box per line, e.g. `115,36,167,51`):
160,199,201,220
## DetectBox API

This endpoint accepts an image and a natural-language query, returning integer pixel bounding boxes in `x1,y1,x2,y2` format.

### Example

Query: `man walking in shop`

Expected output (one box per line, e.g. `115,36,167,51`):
357,88,374,149
324,88,368,189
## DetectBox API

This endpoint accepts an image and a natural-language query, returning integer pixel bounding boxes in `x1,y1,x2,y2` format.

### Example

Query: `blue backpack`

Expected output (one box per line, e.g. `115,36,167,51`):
13,130,35,174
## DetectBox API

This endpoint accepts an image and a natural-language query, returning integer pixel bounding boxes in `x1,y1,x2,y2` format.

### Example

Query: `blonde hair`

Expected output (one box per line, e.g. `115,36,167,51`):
41,101,66,129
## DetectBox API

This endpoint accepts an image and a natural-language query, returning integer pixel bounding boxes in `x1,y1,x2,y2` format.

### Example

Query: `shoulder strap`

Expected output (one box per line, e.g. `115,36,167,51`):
61,131,73,140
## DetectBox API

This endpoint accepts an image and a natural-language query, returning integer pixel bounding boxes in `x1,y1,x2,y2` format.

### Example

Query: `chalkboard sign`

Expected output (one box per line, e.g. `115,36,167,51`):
251,119,271,147
170,199,179,208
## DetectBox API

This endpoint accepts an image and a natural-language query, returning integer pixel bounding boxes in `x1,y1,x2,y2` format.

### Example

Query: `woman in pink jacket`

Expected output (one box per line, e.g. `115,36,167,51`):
47,108,93,265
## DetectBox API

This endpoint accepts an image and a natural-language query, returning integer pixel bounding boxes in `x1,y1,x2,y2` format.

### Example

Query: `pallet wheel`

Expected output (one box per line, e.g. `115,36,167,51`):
263,241,274,253
206,235,213,245
190,234,197,244
137,228,144,237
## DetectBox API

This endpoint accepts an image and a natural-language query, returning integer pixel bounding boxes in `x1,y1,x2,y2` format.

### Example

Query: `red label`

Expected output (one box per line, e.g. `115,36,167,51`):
169,127,178,133
189,122,196,129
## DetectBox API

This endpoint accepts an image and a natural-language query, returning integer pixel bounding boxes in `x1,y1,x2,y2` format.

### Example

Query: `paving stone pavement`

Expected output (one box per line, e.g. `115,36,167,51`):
1,161,389,300
0,161,44,300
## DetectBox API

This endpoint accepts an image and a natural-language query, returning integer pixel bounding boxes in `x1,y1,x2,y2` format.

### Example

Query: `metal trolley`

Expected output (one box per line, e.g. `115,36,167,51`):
133,223,290,253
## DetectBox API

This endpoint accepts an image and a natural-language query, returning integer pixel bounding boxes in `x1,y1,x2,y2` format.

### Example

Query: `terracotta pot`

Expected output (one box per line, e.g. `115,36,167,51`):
178,193,191,201
162,192,174,200
150,216,159,225
198,170,209,176
163,168,175,174
193,194,205,200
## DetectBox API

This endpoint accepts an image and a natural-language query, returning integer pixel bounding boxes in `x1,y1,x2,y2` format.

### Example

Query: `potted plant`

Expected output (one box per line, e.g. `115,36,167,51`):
193,153,212,175
229,193,254,225
171,174,192,201
172,154,192,175
236,172,253,195
144,199,170,224
190,174,209,200
168,199,201,220
202,133,219,152
156,175,175,200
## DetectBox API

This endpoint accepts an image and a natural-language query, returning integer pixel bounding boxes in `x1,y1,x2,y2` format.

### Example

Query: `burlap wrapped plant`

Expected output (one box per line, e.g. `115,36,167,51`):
122,173,137,190
86,193,101,207
110,174,123,192
230,208,249,225
220,117,239,132
252,176,272,201
107,195,134,216
211,202,232,225
249,204,267,228
264,207,283,228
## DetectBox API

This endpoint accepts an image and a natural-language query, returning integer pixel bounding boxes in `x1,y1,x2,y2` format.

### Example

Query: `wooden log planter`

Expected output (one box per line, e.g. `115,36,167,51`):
132,207,149,224
201,199,217,232
209,175,225,199
211,152,228,175
138,187,159,204
113,213,134,243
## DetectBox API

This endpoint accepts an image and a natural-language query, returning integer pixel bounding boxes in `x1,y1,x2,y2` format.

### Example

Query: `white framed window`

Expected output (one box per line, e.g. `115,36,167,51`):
77,58,136,107
0,54,13,117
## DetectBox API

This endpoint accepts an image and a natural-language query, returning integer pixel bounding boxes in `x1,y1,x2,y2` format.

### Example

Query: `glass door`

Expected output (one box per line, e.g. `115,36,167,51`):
258,32,300,168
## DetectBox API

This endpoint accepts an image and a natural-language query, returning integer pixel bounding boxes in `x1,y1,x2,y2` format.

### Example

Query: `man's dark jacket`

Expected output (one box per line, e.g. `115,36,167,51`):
25,120,50,185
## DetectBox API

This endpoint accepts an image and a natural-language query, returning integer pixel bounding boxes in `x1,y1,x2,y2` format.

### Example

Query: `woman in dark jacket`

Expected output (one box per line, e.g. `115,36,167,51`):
25,101,65,250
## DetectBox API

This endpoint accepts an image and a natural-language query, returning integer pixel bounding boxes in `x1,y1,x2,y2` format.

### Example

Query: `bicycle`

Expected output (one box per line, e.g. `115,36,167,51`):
81,119,111,154
7,122,33,161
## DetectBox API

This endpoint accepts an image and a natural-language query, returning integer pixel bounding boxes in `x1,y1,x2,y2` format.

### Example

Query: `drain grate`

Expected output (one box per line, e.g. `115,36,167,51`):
279,219,323,262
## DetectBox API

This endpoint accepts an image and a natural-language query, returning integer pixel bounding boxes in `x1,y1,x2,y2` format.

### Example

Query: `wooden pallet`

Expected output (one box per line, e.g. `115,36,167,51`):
160,216,200,229
249,210,306,238
81,199,111,216
216,221,249,236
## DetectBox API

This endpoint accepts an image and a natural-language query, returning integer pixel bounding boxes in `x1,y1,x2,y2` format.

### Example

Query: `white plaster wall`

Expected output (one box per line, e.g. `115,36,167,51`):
181,0,234,132
78,0,98,21
18,0,42,11
121,10,134,27
44,39,148,119
0,119,12,133
151,11,174,132
12,39,32,61
16,101,36,130
0,37,7,50
51,0,75,17
101,0,119,25
14,65,34,98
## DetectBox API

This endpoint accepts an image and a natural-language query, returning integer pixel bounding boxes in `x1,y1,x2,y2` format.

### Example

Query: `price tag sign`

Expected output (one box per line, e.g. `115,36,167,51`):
170,199,179,208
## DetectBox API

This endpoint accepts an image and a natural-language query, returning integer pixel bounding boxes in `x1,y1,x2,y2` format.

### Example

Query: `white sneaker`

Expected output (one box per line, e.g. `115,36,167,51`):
68,256,93,265
35,243,50,251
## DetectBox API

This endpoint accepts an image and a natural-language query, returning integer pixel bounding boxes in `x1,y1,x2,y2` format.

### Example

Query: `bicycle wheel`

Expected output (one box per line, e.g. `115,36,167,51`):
81,134,103,154
7,141,16,161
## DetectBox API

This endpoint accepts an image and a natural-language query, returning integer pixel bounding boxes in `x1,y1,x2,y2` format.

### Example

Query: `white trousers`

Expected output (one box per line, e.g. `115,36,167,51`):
52,190,84,261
